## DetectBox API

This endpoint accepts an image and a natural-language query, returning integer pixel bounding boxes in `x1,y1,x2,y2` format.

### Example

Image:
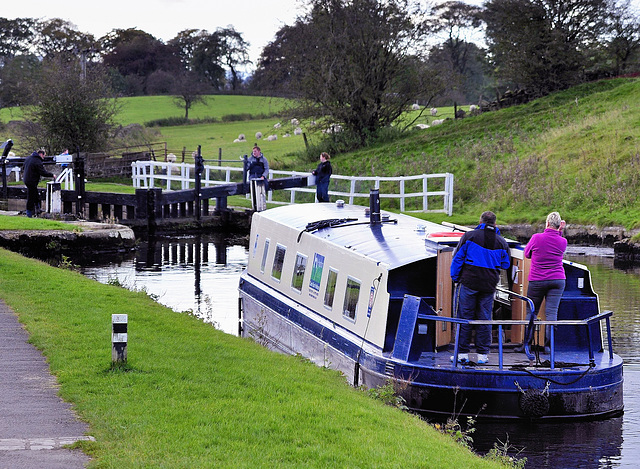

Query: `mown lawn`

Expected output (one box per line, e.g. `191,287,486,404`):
0,249,507,468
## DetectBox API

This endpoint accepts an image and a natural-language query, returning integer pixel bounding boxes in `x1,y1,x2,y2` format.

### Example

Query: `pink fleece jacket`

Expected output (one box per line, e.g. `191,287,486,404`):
524,228,567,281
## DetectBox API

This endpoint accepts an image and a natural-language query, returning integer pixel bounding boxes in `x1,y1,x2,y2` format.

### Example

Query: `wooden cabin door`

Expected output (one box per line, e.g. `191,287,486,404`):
436,249,454,347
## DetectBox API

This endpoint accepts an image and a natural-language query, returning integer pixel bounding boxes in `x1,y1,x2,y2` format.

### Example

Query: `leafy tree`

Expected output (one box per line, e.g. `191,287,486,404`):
191,32,226,90
101,28,181,95
602,0,640,76
484,0,611,95
423,1,487,104
250,23,307,96
216,26,251,91
172,72,209,119
254,0,444,147
0,54,41,107
23,59,120,153
0,17,37,66
36,18,98,61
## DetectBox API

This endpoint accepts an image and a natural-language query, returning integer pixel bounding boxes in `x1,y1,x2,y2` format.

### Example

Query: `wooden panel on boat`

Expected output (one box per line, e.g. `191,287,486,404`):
510,254,527,343
513,256,547,345
436,249,453,346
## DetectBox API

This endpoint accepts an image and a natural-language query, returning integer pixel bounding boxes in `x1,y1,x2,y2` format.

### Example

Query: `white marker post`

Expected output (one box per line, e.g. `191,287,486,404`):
112,314,128,363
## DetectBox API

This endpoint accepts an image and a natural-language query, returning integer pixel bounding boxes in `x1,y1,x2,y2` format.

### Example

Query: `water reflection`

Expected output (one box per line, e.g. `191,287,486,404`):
78,241,640,469
80,234,248,334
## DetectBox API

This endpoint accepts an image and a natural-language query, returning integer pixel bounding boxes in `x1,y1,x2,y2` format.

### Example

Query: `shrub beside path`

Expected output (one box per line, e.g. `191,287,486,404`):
0,299,93,468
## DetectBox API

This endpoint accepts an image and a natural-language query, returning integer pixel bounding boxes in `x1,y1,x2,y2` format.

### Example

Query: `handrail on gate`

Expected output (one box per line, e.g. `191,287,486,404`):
131,161,454,215
418,289,614,371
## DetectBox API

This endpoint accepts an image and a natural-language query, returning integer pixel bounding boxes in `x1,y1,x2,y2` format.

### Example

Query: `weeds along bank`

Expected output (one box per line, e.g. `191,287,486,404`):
0,249,507,468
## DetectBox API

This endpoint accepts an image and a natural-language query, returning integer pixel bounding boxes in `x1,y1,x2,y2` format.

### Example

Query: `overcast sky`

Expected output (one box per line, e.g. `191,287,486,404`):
3,0,639,71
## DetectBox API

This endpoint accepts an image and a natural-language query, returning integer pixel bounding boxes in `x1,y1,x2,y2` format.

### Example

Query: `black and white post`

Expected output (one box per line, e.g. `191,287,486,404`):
112,314,128,363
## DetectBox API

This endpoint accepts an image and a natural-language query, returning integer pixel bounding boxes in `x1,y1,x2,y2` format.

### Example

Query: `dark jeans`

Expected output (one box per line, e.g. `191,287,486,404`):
316,181,329,202
454,283,494,354
26,183,40,212
527,278,566,342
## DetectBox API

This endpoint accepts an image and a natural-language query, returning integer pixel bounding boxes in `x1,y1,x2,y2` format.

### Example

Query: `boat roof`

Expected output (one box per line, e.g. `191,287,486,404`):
255,202,469,269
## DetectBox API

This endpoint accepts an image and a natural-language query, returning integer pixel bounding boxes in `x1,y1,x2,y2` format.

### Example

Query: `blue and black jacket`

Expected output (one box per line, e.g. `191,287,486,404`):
450,223,511,292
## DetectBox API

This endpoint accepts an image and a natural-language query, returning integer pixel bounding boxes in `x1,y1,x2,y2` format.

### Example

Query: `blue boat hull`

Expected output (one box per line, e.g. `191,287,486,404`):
240,273,624,420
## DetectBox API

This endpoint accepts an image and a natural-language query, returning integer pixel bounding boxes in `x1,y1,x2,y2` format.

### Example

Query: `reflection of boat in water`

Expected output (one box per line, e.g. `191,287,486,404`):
238,190,623,420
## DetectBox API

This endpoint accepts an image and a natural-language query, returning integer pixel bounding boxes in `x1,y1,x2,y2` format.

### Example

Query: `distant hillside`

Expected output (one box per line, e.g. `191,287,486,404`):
322,78,640,228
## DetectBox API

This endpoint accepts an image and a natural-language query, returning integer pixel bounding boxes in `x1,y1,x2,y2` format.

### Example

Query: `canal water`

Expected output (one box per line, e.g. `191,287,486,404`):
80,237,640,468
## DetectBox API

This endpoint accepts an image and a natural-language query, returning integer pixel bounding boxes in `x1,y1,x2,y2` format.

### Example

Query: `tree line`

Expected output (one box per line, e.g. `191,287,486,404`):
0,0,638,154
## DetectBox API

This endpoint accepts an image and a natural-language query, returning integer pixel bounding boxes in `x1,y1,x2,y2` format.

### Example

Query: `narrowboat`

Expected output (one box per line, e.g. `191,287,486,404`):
238,191,623,419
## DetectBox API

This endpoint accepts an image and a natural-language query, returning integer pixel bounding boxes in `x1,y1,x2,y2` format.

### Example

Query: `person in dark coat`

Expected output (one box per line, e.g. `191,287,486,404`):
450,211,511,364
247,145,269,180
23,149,53,217
312,152,332,202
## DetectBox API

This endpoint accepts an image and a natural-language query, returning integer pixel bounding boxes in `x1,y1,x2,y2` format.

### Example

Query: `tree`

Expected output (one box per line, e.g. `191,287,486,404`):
250,23,308,95
0,17,37,66
484,0,612,95
36,18,98,61
172,72,209,119
23,59,120,153
254,0,444,147
101,28,181,95
0,54,41,107
603,0,640,76
423,1,487,104
216,27,251,91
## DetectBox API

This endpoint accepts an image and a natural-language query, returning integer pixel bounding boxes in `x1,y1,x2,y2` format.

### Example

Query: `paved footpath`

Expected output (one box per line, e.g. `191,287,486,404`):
0,300,93,468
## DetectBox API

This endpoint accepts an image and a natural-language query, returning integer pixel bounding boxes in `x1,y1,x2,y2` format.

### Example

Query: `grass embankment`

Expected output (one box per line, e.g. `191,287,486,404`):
320,78,640,228
0,249,505,468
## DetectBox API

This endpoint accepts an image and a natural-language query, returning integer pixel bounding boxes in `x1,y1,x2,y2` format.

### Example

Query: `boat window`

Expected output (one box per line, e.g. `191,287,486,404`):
271,244,286,282
324,269,338,309
260,239,270,273
291,253,307,292
343,277,361,321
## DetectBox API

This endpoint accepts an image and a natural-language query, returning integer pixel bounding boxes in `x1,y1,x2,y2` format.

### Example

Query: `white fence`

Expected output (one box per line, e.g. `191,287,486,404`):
130,161,454,215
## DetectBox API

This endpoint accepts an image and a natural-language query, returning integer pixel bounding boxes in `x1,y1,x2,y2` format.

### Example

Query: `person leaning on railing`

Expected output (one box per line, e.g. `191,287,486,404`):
524,211,567,353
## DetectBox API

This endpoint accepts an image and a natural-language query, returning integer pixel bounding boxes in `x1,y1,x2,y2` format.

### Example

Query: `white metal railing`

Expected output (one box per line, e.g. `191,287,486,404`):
130,161,454,215
131,161,243,190
55,167,74,190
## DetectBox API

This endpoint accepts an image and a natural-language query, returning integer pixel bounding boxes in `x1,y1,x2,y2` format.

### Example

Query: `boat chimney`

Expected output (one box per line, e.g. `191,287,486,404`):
369,189,381,225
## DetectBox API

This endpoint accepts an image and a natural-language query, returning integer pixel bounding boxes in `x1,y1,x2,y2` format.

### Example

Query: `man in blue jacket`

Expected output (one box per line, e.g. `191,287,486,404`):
450,211,511,364
23,149,53,217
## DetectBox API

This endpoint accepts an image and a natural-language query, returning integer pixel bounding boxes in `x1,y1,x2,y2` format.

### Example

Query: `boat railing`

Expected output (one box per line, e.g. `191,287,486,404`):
416,289,615,370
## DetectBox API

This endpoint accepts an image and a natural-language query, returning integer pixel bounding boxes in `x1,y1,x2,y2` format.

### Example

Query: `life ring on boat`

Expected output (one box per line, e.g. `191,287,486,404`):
427,231,464,238
519,388,550,417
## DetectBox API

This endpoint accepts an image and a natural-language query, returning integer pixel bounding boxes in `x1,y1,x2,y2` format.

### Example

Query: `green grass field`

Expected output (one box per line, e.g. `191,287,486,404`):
0,249,509,468
3,78,639,228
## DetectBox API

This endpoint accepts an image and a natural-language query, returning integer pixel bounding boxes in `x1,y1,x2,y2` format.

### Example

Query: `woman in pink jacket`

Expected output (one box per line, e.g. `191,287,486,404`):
524,211,567,352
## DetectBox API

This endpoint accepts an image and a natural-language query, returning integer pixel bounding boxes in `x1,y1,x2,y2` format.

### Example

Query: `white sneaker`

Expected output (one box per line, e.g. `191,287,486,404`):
477,354,489,364
450,353,469,363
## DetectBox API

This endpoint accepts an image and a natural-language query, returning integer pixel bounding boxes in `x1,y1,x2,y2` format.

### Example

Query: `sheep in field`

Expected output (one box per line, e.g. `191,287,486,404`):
255,132,263,140
294,127,302,135
431,119,445,126
267,134,278,141
415,124,430,129
291,118,300,126
411,103,420,110
430,108,437,116
273,122,281,129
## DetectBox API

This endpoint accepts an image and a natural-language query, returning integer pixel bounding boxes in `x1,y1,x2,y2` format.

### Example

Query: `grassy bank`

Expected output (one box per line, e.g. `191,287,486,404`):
0,249,506,468
312,78,640,228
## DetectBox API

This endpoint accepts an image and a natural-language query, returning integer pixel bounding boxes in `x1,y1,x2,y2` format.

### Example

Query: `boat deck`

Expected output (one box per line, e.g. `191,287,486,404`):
418,347,617,371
